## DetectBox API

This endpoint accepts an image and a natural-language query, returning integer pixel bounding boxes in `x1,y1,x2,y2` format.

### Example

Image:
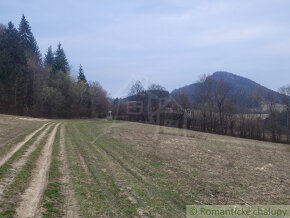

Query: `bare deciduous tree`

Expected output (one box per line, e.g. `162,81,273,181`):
148,84,165,91
173,91,191,109
279,85,290,142
128,80,144,96
213,79,230,134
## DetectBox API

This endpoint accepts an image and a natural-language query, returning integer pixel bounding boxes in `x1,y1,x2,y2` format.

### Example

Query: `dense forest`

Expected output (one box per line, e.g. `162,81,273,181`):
0,15,109,118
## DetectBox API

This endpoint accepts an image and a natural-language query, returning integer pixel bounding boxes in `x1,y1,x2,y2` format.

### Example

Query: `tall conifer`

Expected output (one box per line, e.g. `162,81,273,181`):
44,46,54,67
18,14,41,61
54,43,69,73
78,64,87,83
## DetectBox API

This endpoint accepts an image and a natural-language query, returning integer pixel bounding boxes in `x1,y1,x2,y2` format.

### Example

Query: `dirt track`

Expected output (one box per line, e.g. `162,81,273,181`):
0,123,53,198
16,123,60,218
0,123,49,167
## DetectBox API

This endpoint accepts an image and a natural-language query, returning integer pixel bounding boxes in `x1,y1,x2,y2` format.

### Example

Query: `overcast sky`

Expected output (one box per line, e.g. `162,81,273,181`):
1,0,290,97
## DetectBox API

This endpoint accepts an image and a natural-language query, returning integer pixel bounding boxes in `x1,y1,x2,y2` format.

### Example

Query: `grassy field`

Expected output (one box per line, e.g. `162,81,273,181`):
0,115,289,217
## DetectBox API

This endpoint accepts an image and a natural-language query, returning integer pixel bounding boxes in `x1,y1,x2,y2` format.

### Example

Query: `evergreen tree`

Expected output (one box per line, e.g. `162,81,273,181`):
54,43,69,73
18,14,41,61
78,64,87,83
1,22,26,83
44,46,54,67
0,22,27,113
0,16,109,118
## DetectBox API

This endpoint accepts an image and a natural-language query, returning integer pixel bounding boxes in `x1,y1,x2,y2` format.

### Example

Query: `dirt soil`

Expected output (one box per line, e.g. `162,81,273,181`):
16,123,60,218
0,123,49,167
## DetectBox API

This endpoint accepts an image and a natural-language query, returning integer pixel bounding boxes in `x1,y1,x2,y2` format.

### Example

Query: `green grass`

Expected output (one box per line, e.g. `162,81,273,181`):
64,121,186,217
0,115,290,217
41,125,65,218
0,124,55,217
65,122,138,217
0,123,46,160
63,120,290,217
0,125,48,179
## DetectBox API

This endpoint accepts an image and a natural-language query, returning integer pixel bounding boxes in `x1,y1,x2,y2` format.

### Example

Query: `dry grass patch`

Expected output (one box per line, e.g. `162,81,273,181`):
0,114,46,147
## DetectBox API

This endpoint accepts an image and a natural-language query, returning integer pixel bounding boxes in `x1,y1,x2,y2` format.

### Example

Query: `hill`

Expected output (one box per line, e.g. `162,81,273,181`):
172,71,286,108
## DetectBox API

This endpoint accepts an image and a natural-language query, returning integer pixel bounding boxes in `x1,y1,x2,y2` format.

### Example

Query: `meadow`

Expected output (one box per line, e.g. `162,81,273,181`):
0,114,289,217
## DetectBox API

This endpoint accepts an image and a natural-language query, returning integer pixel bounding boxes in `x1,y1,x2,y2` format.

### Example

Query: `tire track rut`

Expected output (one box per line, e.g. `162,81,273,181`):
0,123,53,199
16,123,60,218
0,123,49,167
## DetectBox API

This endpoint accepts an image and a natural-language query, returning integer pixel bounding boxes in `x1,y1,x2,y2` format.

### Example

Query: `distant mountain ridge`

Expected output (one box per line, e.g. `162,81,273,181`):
172,71,286,108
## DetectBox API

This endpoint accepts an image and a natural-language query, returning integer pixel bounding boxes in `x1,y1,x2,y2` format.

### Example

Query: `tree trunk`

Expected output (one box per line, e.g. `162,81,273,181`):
287,107,290,142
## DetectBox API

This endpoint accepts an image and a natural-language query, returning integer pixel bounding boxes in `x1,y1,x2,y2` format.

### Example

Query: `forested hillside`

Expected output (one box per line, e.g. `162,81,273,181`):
114,76,290,143
172,71,288,108
0,15,108,118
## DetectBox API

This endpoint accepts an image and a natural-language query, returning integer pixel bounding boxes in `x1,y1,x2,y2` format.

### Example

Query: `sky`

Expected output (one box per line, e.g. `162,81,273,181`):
1,0,290,97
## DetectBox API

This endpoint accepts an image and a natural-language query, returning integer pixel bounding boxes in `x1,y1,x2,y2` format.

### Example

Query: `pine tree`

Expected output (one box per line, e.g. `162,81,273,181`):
44,46,54,67
4,22,27,81
78,64,87,83
3,22,27,113
0,22,22,88
18,14,41,61
54,43,69,73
